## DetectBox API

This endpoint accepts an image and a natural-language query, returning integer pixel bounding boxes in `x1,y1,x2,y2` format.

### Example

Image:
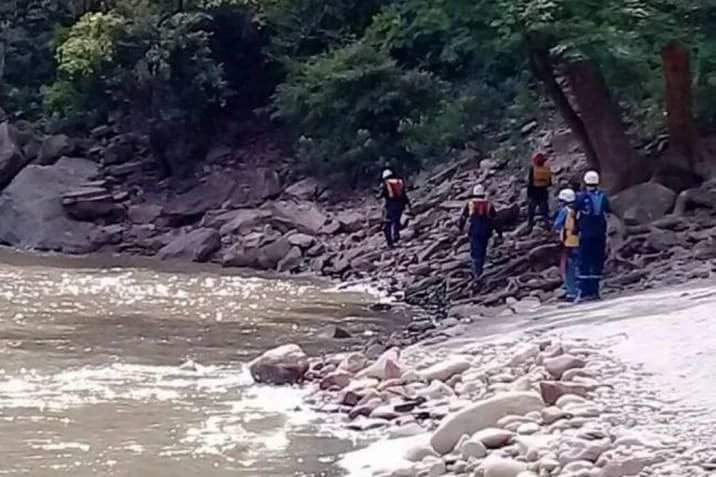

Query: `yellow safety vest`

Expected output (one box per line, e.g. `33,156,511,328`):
561,208,579,248
532,166,552,188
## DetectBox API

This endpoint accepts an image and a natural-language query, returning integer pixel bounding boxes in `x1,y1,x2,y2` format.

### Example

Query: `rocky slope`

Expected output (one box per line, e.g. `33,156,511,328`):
0,119,715,322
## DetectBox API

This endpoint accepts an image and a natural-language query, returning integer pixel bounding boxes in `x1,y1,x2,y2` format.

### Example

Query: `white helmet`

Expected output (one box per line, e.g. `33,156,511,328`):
558,188,576,203
382,169,393,180
472,184,486,197
584,170,600,186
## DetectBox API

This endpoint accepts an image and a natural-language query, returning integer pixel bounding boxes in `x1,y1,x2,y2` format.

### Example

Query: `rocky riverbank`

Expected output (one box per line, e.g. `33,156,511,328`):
0,118,715,324
247,287,716,477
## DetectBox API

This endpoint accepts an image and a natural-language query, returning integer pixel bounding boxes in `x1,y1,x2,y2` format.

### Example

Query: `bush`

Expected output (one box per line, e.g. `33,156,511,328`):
273,42,450,185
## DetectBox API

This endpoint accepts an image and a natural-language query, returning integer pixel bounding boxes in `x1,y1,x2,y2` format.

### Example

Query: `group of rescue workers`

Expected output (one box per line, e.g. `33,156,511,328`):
379,152,610,304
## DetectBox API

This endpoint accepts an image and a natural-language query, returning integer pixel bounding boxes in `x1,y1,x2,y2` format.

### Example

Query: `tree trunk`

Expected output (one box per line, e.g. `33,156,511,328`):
565,60,647,193
662,42,697,163
528,48,600,170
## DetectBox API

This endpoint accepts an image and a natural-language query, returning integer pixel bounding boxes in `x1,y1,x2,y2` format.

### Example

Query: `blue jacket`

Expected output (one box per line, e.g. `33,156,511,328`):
576,190,610,239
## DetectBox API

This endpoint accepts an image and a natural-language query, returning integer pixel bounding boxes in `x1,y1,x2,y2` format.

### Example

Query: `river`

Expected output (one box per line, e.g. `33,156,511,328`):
0,250,408,477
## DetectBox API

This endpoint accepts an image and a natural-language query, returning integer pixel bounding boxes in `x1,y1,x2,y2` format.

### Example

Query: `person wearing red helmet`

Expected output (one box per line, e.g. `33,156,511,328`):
527,152,553,232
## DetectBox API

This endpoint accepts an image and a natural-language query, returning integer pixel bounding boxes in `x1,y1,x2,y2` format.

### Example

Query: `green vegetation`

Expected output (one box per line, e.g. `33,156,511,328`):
2,1,716,185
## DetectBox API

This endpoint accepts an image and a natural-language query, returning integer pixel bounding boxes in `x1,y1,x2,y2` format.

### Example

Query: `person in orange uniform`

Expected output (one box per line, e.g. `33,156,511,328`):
527,152,553,231
458,185,502,280
380,169,411,248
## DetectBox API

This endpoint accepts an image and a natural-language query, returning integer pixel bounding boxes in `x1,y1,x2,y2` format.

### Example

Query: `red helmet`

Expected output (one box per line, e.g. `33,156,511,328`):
532,153,547,166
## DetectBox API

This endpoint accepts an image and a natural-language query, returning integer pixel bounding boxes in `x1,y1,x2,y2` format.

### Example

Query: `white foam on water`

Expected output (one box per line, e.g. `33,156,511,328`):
340,434,430,477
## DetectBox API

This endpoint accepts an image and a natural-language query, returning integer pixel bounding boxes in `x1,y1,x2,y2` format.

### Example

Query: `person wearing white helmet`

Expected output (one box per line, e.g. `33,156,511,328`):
458,184,502,280
574,170,611,302
553,188,580,300
379,168,411,248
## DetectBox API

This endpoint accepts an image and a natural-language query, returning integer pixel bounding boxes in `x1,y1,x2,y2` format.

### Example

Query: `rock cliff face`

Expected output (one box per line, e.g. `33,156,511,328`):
0,119,714,314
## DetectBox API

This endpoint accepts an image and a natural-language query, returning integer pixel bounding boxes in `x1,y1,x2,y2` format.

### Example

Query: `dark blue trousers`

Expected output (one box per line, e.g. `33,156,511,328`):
578,236,606,298
470,235,489,278
384,207,403,247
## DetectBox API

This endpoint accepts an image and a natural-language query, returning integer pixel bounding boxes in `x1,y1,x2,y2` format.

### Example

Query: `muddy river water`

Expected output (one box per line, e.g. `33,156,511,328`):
0,251,406,477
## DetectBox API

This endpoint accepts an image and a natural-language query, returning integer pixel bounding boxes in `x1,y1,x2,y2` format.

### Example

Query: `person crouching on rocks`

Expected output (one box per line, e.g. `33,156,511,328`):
526,152,553,232
575,170,610,302
553,188,580,300
458,185,502,280
379,169,411,249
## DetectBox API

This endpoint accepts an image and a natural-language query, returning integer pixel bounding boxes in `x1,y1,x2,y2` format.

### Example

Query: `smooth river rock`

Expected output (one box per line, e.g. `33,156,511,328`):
248,344,309,385
482,456,528,477
430,391,544,454
544,354,586,380
419,357,471,382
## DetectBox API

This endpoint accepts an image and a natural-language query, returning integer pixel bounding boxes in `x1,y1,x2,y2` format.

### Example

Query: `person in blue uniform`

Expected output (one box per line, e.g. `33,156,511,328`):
575,170,610,302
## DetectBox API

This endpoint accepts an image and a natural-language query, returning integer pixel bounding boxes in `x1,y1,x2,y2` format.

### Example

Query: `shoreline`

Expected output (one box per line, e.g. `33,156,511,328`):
265,282,716,477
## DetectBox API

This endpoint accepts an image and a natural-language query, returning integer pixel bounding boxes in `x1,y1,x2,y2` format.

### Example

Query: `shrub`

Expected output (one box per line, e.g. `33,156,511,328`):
273,42,450,184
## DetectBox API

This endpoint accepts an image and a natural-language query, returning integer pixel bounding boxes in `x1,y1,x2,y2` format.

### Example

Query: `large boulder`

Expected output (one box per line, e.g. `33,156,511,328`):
611,183,677,225
62,186,118,221
248,344,309,385
221,244,260,268
430,392,544,455
38,134,74,165
128,204,163,224
336,210,365,233
284,177,321,200
218,209,271,236
228,167,282,206
158,228,220,262
0,158,99,253
257,236,293,270
266,200,329,235
163,173,236,224
0,122,30,189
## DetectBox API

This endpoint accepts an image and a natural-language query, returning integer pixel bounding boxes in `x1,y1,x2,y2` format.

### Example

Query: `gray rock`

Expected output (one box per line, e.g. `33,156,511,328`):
646,228,680,252
258,236,293,270
89,224,124,246
248,344,309,385
288,232,315,249
158,228,220,262
62,187,117,221
544,354,586,380
336,210,365,233
266,200,329,235
219,209,271,235
0,158,99,253
0,122,30,189
128,204,163,224
163,173,236,223
694,238,716,260
221,244,260,268
228,167,282,206
102,137,134,165
611,182,677,225
104,161,142,177
284,177,321,200
38,134,73,165
277,246,303,272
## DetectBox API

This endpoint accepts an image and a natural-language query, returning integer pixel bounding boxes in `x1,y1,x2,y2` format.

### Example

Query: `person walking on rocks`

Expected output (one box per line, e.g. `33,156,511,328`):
380,169,411,248
459,185,502,280
526,152,553,232
553,188,580,300
575,171,610,302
